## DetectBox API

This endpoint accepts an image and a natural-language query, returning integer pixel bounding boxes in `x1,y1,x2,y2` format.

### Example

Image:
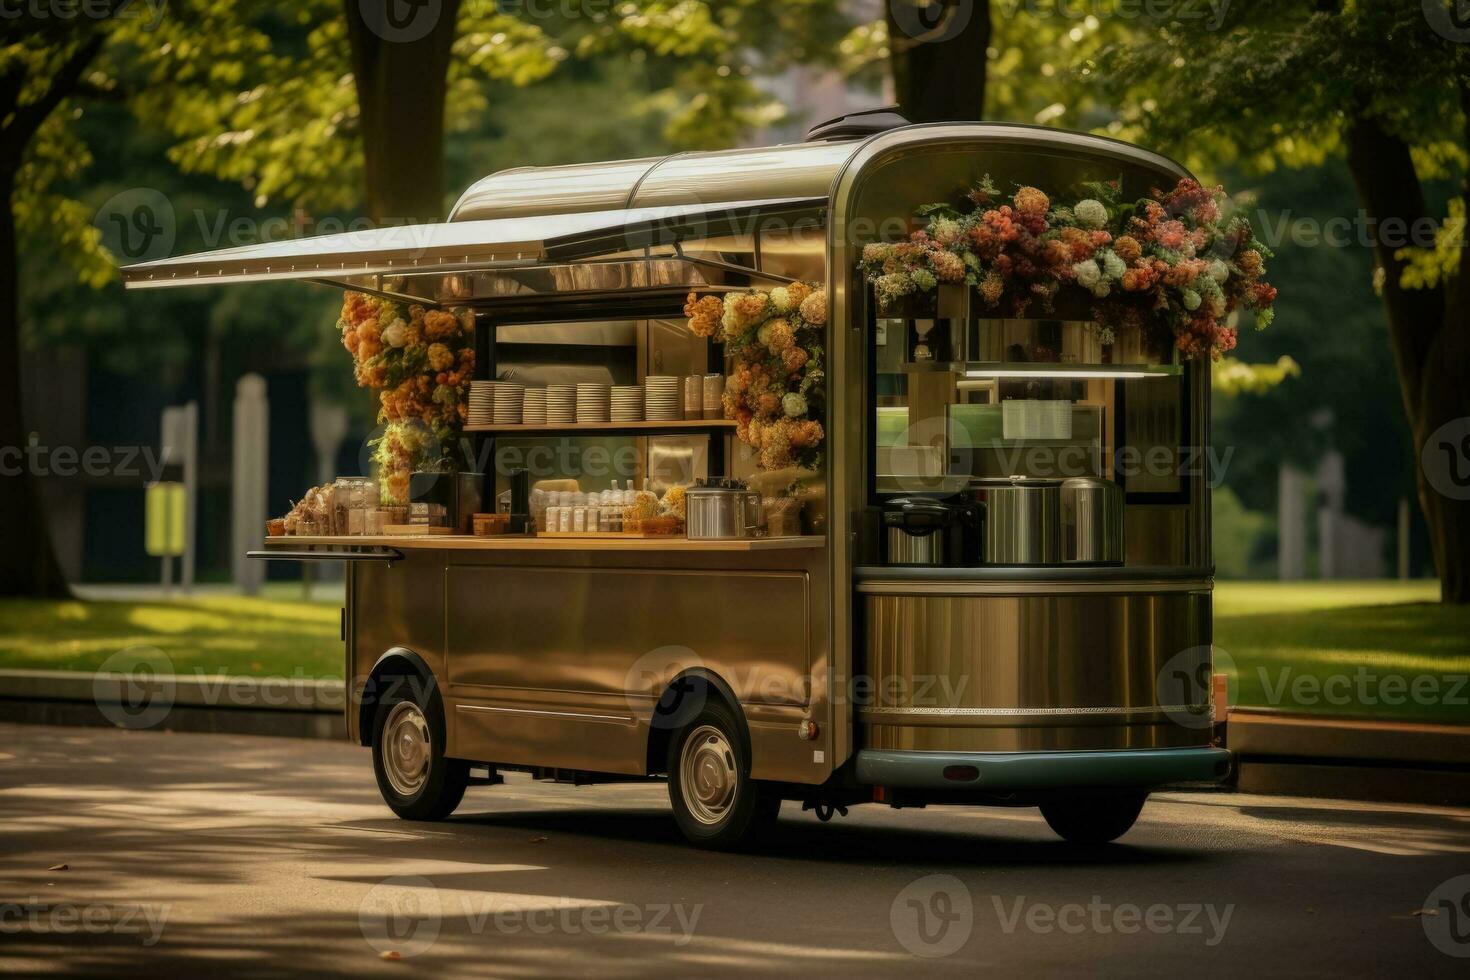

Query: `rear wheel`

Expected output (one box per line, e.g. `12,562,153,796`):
372,682,468,821
1040,791,1147,844
667,701,779,849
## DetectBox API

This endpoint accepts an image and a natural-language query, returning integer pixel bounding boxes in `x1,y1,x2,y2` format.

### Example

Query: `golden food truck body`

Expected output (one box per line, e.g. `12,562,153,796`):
125,121,1229,848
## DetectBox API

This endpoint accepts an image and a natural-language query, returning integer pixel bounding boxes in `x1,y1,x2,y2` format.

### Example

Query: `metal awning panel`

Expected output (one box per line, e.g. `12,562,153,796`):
121,198,825,290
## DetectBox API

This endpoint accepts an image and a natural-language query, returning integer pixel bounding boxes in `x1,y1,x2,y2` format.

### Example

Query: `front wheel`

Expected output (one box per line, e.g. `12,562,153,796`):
1039,791,1147,844
372,682,468,821
667,701,779,850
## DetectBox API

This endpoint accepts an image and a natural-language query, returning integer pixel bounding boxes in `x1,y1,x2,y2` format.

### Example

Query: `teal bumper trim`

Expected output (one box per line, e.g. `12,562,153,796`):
855,747,1232,791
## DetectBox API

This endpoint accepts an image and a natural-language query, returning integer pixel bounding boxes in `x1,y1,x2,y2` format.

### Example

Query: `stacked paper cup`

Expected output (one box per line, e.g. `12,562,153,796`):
644,376,682,421
522,387,548,425
492,382,524,424
611,386,644,422
546,385,576,423
467,381,495,426
576,383,610,423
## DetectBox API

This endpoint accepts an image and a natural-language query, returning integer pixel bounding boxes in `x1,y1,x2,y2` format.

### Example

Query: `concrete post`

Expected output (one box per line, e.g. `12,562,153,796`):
232,374,269,595
1278,465,1306,580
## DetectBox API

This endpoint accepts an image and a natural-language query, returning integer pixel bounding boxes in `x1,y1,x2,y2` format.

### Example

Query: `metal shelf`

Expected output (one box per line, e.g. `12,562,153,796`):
901,361,1181,378
464,419,735,435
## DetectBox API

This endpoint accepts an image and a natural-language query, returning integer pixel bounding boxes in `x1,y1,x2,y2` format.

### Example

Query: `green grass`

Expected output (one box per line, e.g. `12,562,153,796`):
0,581,1466,725
1216,581,1470,725
0,594,342,679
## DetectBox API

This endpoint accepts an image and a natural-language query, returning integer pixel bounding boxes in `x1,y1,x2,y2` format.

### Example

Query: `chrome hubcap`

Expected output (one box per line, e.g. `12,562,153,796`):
383,701,431,797
680,725,737,825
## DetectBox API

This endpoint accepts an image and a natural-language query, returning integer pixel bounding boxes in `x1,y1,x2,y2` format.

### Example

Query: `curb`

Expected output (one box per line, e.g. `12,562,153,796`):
0,668,346,741
1227,709,1470,806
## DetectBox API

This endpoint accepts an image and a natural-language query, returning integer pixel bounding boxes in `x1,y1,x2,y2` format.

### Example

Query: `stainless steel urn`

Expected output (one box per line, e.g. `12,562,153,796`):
685,485,763,539
973,476,1063,565
1061,476,1124,564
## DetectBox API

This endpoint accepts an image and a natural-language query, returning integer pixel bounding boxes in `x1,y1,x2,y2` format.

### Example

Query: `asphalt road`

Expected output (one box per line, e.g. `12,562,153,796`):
2,723,1468,978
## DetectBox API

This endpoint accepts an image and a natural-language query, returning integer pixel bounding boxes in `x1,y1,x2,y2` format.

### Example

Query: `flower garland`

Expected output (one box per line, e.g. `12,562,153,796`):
858,176,1277,360
684,283,827,471
337,292,475,503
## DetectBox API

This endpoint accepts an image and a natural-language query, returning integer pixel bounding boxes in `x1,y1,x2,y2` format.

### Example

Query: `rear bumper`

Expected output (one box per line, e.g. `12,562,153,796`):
854,747,1232,792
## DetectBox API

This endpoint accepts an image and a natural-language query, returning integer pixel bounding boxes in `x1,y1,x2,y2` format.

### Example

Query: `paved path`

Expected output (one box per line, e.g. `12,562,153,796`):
2,723,1468,977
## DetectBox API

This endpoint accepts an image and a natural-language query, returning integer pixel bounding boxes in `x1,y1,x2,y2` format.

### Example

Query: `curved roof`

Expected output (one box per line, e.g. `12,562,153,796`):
448,123,1189,224
449,140,862,222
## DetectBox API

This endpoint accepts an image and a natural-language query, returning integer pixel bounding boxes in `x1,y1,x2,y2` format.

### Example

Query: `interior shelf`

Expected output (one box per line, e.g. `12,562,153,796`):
464,419,736,434
902,361,1181,378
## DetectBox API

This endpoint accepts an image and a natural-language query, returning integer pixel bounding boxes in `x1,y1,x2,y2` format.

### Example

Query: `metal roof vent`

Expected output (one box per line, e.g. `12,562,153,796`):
805,106,911,142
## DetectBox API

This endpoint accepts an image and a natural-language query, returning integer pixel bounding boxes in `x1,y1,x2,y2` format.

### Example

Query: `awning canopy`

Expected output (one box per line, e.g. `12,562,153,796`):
121,197,825,290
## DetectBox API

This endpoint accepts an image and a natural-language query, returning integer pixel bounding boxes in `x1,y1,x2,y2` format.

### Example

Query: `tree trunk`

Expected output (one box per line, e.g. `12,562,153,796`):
0,171,71,599
1345,116,1470,603
343,0,464,223
886,0,991,122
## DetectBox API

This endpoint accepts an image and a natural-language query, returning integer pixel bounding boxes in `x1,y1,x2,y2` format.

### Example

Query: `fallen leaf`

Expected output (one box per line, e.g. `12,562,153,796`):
47,864,67,872
530,836,548,843
379,951,402,960
1412,909,1439,917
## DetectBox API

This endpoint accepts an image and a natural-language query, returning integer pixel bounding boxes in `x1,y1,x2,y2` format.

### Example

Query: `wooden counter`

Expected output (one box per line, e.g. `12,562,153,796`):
264,534,825,552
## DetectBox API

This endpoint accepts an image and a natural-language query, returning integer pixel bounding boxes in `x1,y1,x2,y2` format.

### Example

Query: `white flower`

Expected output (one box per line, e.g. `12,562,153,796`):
782,392,808,418
1208,259,1230,283
1100,250,1127,279
1072,259,1102,290
757,322,775,347
1074,199,1108,229
1090,282,1111,298
768,286,793,312
381,318,407,348
929,216,962,245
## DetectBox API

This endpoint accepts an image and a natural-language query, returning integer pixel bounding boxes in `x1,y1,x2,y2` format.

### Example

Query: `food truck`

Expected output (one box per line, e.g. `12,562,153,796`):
123,116,1241,849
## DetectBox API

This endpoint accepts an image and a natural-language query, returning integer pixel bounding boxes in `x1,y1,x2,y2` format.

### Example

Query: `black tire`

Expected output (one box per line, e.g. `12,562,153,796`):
666,700,779,850
371,678,468,821
1040,791,1148,844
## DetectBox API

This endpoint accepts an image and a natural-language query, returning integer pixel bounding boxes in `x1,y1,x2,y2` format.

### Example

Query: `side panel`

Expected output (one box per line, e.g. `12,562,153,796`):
444,564,812,776
348,545,833,783
860,588,1214,752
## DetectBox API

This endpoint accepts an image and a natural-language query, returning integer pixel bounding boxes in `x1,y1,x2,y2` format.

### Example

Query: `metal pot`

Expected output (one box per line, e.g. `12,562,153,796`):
972,476,1062,565
882,497,955,566
1061,476,1124,563
686,485,762,539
